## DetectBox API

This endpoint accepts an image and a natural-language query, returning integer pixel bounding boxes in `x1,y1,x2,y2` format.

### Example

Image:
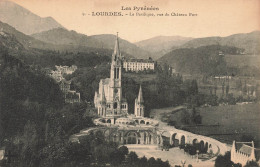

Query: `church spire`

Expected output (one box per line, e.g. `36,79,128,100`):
113,32,120,59
137,85,144,103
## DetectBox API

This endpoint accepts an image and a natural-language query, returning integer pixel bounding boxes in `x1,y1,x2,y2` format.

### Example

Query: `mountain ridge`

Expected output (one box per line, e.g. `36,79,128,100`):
32,28,151,59
0,0,64,35
177,31,260,54
135,35,193,60
0,21,136,61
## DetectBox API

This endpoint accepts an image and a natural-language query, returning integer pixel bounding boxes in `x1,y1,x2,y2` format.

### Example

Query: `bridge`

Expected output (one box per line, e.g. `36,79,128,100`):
70,122,230,156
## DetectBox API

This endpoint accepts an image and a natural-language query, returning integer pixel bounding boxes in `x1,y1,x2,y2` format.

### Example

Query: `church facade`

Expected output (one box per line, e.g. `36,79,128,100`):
231,140,257,166
94,34,130,124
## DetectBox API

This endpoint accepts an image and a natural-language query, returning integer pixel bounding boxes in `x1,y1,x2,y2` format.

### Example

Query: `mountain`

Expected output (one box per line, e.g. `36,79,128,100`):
0,22,121,56
91,34,151,58
0,0,64,35
0,22,135,69
135,36,192,60
0,21,59,54
0,28,24,52
31,28,104,48
32,29,151,58
158,45,247,75
0,21,56,51
177,31,260,54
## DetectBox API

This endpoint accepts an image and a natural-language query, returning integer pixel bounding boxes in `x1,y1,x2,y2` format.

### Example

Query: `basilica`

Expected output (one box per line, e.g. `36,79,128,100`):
94,34,145,124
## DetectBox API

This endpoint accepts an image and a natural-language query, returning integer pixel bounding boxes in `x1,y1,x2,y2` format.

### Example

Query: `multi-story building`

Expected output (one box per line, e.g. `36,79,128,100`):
65,90,81,103
123,58,155,72
59,79,71,94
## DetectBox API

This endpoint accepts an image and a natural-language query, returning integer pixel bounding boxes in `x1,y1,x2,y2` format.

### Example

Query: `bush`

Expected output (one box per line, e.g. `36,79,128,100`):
244,161,259,167
215,152,241,167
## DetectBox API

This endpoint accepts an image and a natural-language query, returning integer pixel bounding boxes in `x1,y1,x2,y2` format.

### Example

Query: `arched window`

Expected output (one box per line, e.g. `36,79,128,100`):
114,68,116,78
113,102,117,109
116,68,119,79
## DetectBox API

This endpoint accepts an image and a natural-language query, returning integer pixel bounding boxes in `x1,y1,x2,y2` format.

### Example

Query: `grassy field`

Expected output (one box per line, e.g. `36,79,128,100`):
225,54,260,68
194,103,260,145
151,103,260,147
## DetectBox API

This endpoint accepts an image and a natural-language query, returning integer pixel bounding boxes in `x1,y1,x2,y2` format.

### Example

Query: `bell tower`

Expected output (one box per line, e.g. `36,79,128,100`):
109,32,122,115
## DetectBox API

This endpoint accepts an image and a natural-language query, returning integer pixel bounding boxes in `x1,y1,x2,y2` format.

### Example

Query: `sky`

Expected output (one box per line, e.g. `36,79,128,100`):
11,0,260,42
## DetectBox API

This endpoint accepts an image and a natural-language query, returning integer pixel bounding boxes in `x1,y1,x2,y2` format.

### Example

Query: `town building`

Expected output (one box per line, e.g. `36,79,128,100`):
50,70,63,82
123,58,155,72
231,141,256,166
65,90,81,103
49,65,80,103
55,65,77,75
59,79,71,94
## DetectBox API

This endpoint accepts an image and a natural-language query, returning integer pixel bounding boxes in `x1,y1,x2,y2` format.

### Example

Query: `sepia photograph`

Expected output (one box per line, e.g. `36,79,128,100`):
0,0,259,166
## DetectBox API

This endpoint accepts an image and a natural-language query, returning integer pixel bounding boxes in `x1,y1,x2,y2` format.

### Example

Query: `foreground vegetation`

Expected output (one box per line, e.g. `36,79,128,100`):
0,50,171,166
215,151,259,167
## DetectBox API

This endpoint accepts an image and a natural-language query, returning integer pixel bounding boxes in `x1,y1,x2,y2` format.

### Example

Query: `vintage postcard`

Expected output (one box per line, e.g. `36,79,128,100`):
0,0,259,166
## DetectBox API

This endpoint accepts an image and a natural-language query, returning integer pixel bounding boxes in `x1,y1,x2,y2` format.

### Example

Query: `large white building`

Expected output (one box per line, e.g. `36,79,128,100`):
123,58,155,72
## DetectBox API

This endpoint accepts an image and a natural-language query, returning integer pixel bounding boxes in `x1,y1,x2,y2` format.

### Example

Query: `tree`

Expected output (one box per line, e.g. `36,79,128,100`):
215,152,241,167
194,114,202,125
139,156,148,166
180,110,191,125
110,150,125,165
118,146,129,156
148,157,157,166
226,84,230,96
128,151,138,164
222,81,225,96
191,80,198,95
244,161,260,167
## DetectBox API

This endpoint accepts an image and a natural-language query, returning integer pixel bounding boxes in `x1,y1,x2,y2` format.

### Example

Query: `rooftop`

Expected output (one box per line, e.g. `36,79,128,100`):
125,58,155,63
